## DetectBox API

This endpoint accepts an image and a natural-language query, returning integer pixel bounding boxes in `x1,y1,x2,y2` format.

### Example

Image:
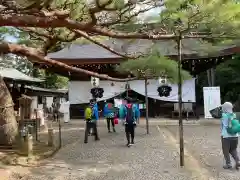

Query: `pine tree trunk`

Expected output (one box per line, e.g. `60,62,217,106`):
0,77,18,145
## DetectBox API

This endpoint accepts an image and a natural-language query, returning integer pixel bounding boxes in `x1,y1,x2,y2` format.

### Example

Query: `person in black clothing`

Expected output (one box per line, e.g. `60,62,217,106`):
52,97,60,122
120,98,138,147
104,99,116,133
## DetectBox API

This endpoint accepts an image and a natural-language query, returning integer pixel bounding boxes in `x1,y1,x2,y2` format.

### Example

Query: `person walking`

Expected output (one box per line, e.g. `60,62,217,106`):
104,100,116,133
119,98,140,147
84,100,100,143
52,97,60,122
221,102,240,169
90,99,99,136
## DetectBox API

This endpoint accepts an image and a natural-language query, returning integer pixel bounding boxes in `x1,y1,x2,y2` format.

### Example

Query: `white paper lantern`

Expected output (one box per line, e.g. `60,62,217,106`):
158,77,167,85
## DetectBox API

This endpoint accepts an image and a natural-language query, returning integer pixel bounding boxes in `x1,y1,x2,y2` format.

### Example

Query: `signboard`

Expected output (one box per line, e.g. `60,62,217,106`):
139,104,146,109
114,99,122,108
91,77,99,87
203,87,221,118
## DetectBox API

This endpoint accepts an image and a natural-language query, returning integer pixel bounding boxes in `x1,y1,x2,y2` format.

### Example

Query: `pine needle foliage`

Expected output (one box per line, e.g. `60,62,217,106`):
117,50,191,83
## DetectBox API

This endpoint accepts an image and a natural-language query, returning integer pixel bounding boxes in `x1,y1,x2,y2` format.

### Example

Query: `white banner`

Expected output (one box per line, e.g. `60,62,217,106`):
69,81,126,104
114,99,123,108
203,87,221,118
129,79,196,103
68,79,196,104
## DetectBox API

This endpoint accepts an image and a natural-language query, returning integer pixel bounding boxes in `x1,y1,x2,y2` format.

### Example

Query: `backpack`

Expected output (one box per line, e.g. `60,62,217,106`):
108,103,113,109
126,105,134,123
226,114,240,135
104,103,114,117
85,107,92,120
119,105,125,119
209,106,222,118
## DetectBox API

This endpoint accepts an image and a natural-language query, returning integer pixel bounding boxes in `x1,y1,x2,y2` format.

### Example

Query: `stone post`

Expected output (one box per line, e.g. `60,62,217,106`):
48,128,54,147
20,134,33,156
26,134,33,156
17,134,24,153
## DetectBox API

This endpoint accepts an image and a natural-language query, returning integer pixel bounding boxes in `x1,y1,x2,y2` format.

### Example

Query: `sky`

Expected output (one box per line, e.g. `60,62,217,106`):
4,35,17,43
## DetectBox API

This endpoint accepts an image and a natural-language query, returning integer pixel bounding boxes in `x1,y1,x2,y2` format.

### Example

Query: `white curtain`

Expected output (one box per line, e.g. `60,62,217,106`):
129,79,196,103
68,79,196,104
46,97,53,108
69,81,126,104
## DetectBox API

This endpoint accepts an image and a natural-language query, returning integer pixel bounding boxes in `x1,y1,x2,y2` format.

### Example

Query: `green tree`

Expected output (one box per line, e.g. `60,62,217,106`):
215,55,240,102
0,27,68,89
0,54,33,74
118,51,191,82
45,71,68,89
118,51,191,134
198,54,240,104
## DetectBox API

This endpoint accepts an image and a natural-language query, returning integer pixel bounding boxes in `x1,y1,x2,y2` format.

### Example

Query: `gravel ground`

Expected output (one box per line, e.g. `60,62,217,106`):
13,123,195,180
166,125,240,179
38,121,86,147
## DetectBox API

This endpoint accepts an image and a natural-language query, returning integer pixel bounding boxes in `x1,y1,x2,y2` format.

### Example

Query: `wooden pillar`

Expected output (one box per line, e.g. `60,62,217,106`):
177,36,184,167
195,75,200,120
144,78,149,134
211,68,215,86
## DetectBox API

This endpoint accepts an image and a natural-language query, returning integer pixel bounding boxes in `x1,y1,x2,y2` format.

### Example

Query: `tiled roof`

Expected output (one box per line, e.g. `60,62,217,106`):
25,86,67,94
47,42,120,59
47,39,234,60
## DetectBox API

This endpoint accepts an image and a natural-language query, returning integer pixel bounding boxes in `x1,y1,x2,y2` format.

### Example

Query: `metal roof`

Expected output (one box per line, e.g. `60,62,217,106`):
47,42,121,60
46,39,233,60
25,86,68,94
0,68,44,82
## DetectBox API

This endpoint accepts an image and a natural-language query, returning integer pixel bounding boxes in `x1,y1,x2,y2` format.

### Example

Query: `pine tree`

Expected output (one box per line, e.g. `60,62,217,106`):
0,0,239,146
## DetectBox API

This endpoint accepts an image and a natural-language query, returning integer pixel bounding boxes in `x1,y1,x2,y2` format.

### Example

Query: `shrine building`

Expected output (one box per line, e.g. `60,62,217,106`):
38,38,239,119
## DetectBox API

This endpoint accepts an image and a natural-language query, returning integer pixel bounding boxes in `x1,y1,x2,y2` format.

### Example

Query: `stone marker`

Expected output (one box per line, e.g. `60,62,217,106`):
48,128,54,147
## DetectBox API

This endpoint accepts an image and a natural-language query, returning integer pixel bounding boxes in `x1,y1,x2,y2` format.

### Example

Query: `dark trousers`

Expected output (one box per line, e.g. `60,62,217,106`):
107,118,115,131
89,121,96,135
125,124,135,144
221,136,239,165
84,121,99,143
53,111,59,121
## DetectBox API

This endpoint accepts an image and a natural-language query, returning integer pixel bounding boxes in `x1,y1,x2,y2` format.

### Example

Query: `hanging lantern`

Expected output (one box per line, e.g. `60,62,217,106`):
90,87,104,98
157,76,172,97
157,85,172,97
158,77,167,85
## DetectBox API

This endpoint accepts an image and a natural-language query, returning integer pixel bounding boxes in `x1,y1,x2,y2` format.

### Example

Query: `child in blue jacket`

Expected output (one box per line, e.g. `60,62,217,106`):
103,100,116,133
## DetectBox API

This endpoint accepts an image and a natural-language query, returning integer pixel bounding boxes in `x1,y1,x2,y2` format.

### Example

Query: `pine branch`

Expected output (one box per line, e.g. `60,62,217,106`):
0,13,177,40
73,29,141,59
